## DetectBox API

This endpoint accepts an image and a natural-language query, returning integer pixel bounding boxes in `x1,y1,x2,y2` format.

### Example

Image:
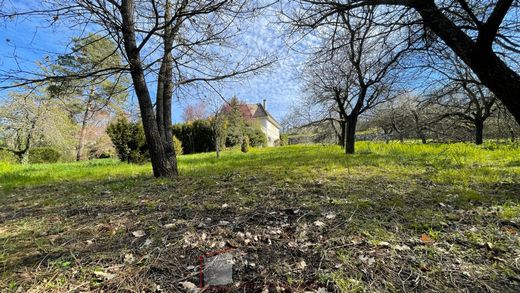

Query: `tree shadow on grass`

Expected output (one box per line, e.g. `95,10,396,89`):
1,165,519,291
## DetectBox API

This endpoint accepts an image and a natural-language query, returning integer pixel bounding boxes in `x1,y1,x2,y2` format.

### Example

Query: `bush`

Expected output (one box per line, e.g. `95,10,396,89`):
29,147,61,164
280,134,289,146
129,149,148,164
246,127,267,147
88,134,116,159
225,131,241,147
241,135,250,153
97,152,112,159
173,135,183,155
107,117,148,163
171,119,214,154
0,149,18,164
172,107,268,152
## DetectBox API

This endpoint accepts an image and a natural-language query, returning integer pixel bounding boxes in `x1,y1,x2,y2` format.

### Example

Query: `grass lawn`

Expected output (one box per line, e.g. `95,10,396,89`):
1,142,520,292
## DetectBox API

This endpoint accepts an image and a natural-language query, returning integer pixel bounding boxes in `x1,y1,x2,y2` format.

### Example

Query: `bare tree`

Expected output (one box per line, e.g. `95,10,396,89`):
298,7,410,153
0,1,271,177
0,87,76,162
495,101,520,142
0,90,50,162
291,0,520,126
371,94,436,143
427,53,497,145
182,102,207,123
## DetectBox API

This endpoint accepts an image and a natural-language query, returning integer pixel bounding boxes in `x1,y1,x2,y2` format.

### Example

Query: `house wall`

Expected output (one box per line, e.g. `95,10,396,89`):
258,118,280,146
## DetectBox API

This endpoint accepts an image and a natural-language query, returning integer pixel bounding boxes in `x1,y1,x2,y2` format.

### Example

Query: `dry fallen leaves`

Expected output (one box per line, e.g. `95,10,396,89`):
124,253,135,264
132,230,145,238
314,220,325,227
502,226,518,235
325,213,336,220
179,281,199,292
297,260,307,270
420,233,434,244
393,244,411,251
358,255,375,266
93,270,116,280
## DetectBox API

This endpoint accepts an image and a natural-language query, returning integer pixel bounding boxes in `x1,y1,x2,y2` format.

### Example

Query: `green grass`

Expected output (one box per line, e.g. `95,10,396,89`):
1,141,519,292
2,141,519,189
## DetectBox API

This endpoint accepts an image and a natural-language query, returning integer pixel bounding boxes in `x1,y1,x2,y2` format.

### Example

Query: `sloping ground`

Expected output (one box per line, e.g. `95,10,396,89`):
1,143,519,292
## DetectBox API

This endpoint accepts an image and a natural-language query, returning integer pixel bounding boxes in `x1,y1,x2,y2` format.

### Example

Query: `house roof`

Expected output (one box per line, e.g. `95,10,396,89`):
222,102,281,129
243,103,281,129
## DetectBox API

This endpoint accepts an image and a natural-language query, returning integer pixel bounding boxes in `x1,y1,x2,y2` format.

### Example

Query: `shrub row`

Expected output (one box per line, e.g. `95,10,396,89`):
171,119,267,155
0,147,61,164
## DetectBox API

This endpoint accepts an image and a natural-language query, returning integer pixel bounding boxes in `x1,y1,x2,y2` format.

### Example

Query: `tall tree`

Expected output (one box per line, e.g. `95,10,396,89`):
0,0,271,177
428,60,497,145
0,87,76,162
50,34,128,161
292,0,520,125
205,96,228,159
299,7,410,153
223,96,247,147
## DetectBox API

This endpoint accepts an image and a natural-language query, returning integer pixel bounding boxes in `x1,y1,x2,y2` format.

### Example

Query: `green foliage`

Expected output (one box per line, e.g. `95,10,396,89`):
245,127,267,147
241,135,250,153
172,116,266,153
225,97,246,147
220,97,267,148
172,135,183,156
280,134,289,146
209,113,227,152
48,34,129,162
29,147,61,164
171,119,214,154
106,117,148,163
0,149,18,164
49,33,128,110
499,202,520,221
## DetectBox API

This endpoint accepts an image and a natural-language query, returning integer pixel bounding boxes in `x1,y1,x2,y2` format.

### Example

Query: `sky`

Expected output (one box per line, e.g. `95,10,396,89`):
0,1,309,124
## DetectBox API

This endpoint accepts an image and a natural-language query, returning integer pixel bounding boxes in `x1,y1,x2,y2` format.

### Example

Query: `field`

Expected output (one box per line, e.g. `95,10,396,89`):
1,142,520,292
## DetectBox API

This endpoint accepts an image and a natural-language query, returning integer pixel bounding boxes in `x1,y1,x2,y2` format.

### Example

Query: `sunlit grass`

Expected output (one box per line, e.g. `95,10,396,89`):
1,141,519,190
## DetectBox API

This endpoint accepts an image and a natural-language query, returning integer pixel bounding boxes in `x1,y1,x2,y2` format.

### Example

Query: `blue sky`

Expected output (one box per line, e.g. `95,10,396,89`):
0,1,305,124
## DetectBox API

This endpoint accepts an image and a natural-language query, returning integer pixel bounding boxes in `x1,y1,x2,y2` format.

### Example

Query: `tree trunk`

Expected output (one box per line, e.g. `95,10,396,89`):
76,117,88,161
154,0,177,171
120,0,178,178
15,112,40,164
415,1,520,125
420,133,427,144
417,127,427,144
76,93,93,161
475,119,484,145
345,116,358,154
215,134,221,159
339,120,346,147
